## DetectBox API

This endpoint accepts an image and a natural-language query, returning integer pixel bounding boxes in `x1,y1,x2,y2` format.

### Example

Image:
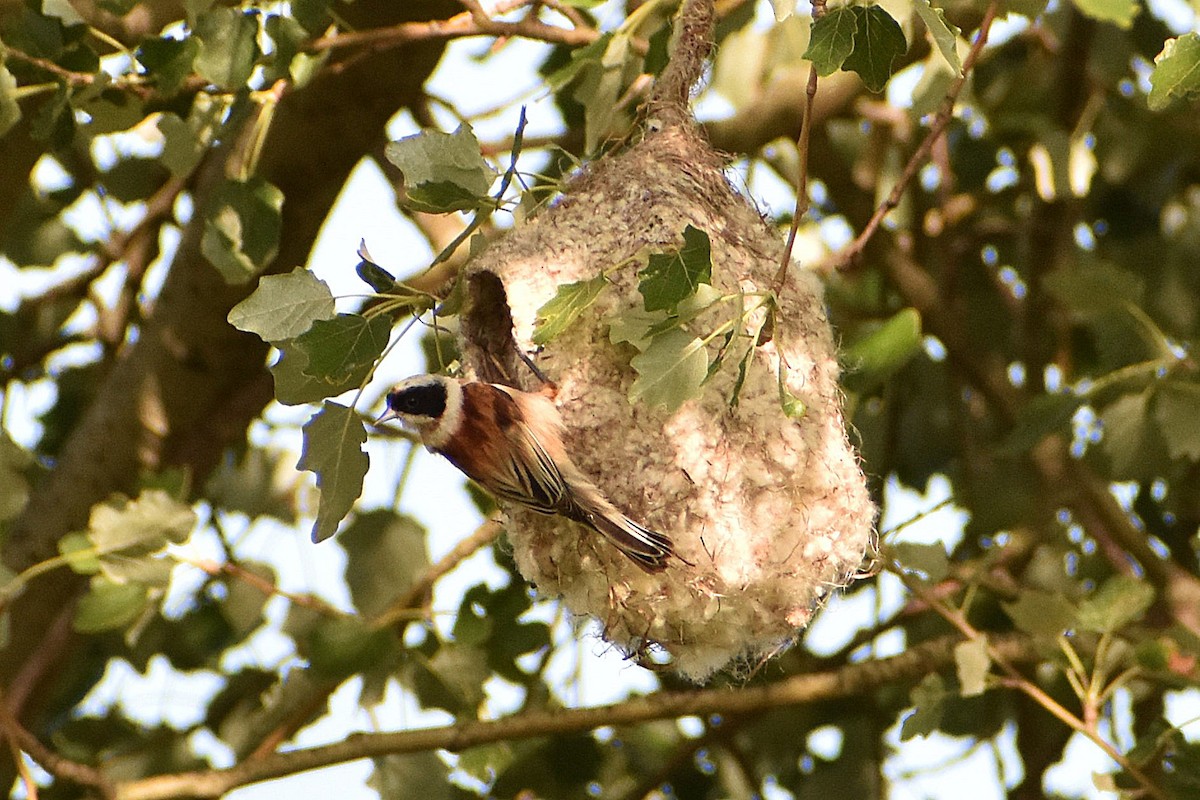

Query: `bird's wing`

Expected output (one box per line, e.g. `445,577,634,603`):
488,421,569,514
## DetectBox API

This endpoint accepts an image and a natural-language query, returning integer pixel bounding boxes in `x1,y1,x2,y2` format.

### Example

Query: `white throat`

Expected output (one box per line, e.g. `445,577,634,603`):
422,378,462,450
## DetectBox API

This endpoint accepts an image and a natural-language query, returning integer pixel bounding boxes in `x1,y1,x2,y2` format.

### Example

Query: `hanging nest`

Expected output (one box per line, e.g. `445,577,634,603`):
456,8,875,682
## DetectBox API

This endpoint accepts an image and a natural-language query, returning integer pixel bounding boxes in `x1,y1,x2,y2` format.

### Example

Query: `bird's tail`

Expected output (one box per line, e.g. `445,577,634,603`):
573,500,673,573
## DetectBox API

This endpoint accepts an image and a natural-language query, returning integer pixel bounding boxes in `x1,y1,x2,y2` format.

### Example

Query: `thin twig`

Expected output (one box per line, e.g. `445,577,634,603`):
372,519,504,629
836,0,1001,270
773,0,827,293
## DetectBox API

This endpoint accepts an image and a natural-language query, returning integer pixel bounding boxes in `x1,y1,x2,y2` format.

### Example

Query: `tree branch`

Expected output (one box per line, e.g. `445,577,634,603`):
114,633,1037,800
836,0,1001,270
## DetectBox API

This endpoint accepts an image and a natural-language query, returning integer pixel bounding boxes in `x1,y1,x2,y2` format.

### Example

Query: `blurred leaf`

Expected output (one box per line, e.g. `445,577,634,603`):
954,638,990,697
1043,261,1143,316
1001,392,1085,455
842,308,923,393
340,511,429,618
205,447,297,520
385,125,495,212
1002,589,1078,636
638,225,712,313
229,269,336,343
294,313,391,383
202,177,284,284
58,531,100,574
220,562,274,638
194,7,260,88
629,328,707,411
299,402,369,543
136,36,199,96
1154,380,1200,461
1099,390,1164,481
307,616,395,678
75,87,145,135
74,579,150,634
1070,0,1138,28
1149,34,1200,111
0,63,21,137
804,7,858,77
87,490,197,587
0,433,32,522
900,674,947,740
369,753,458,800
532,274,608,344
1078,576,1155,634
913,0,961,74
843,6,906,92
888,541,949,583
457,742,516,786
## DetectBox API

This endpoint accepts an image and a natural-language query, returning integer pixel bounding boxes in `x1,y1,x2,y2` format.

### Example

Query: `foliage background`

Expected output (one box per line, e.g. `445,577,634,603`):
2,0,1200,798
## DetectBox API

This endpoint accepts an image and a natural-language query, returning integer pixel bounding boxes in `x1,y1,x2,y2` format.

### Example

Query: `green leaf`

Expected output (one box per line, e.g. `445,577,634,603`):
0,62,22,138
901,673,947,740
87,490,197,587
202,177,284,284
888,541,949,583
194,7,260,88
1002,590,1077,636
1001,392,1085,455
228,267,336,343
1078,576,1155,634
0,433,32,522
384,125,495,212
1154,380,1200,461
136,36,200,96
74,579,150,634
294,313,391,383
608,307,668,350
1149,34,1200,111
804,8,858,76
629,328,708,411
842,6,907,93
1070,0,1138,29
912,0,961,75
1100,390,1161,481
532,275,608,345
340,511,429,618
307,616,394,678
58,532,100,574
638,226,713,313
370,753,456,800
842,308,923,393
457,743,516,786
574,30,637,154
299,402,369,543
1043,262,1143,316
270,340,373,405
954,637,990,697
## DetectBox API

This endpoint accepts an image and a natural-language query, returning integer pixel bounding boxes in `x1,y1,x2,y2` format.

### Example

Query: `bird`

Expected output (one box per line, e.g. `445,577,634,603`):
376,374,673,572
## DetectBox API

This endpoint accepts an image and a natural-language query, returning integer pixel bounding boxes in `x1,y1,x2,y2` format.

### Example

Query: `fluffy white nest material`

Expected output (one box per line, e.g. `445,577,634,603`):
460,125,876,682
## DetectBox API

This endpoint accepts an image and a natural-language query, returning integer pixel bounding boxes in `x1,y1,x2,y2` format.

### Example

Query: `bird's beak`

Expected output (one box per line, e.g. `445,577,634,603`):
375,408,400,425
